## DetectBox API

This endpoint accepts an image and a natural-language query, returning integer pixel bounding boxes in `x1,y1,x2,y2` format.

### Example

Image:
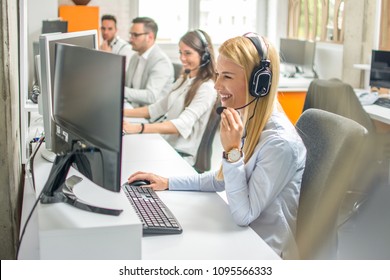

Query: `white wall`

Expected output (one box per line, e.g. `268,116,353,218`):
314,42,344,80
27,0,58,89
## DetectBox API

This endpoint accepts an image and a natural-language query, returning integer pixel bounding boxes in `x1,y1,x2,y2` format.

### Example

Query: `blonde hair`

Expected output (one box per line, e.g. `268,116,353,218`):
217,35,281,180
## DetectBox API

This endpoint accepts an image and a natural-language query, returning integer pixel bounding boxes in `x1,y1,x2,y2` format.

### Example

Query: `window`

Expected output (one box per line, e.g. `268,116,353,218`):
139,0,189,43
199,0,258,44
97,0,267,45
138,0,260,44
288,0,345,43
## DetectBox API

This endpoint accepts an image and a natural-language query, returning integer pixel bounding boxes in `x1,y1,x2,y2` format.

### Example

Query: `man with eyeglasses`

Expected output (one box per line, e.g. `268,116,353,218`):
125,17,174,107
100,14,133,70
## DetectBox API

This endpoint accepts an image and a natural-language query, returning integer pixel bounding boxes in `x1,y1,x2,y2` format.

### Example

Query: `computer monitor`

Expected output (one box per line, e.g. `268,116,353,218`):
369,50,390,90
279,38,316,77
30,41,41,104
39,30,98,162
42,19,68,34
50,43,125,194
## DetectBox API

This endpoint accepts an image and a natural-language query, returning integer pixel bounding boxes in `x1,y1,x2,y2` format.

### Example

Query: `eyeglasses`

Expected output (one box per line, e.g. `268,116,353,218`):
130,32,149,38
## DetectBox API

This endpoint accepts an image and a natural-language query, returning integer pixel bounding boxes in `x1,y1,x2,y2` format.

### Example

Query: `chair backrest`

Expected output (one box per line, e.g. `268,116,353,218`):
295,108,368,259
303,78,383,225
172,62,182,82
303,78,375,133
193,100,221,173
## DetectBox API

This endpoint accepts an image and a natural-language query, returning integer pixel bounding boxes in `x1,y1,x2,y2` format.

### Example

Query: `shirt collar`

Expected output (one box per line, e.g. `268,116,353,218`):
109,36,119,48
139,44,155,60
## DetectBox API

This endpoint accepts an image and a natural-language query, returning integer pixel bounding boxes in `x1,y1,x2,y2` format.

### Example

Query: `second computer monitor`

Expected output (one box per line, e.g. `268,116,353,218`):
39,30,98,162
369,50,390,90
280,38,316,77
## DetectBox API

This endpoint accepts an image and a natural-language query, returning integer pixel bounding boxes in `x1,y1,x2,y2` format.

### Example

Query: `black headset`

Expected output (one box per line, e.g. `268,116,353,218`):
195,29,210,67
244,33,272,98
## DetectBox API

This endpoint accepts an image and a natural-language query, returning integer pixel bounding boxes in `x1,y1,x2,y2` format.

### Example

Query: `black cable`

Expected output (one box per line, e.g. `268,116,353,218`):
28,135,45,191
16,136,45,259
241,97,260,143
15,190,45,260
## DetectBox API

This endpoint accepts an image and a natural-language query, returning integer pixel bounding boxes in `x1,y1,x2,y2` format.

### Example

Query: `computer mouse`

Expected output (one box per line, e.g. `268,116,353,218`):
130,179,151,186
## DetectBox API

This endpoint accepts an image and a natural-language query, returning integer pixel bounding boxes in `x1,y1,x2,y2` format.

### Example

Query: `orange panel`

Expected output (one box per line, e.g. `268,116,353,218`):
59,6,99,32
278,91,307,125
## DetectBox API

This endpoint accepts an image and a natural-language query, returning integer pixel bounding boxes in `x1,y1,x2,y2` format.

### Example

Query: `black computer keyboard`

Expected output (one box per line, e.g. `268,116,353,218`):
374,97,390,109
122,183,183,234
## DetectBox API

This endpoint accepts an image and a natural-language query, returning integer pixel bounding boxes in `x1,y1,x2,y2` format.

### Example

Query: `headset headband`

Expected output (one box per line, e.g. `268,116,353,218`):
195,29,208,49
244,32,268,60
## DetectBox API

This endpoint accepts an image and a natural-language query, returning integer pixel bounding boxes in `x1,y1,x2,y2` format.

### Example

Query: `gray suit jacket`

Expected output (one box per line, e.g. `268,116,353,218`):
124,44,174,106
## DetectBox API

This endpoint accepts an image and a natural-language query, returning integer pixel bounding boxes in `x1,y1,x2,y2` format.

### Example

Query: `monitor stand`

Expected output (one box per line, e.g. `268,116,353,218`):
40,150,123,216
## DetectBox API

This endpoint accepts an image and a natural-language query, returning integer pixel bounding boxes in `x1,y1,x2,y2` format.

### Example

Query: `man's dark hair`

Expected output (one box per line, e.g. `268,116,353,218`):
132,17,158,38
101,14,117,25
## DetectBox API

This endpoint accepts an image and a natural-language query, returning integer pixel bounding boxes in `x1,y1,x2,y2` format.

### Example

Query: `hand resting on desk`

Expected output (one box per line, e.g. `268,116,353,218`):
128,171,169,191
122,121,144,134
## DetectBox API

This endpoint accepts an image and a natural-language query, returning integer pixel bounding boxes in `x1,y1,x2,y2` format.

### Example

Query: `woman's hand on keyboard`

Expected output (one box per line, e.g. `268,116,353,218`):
128,171,169,191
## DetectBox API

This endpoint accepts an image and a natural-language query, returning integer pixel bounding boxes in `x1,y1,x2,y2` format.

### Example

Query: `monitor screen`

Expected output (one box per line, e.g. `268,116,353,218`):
52,43,125,193
369,50,390,89
279,38,316,75
39,30,98,161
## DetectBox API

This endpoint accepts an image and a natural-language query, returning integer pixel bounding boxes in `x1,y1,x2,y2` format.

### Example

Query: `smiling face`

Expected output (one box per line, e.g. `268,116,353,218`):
215,54,247,110
179,41,201,77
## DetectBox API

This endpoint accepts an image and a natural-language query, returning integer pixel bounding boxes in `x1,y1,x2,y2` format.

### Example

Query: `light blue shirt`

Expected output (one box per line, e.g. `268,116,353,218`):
169,108,306,259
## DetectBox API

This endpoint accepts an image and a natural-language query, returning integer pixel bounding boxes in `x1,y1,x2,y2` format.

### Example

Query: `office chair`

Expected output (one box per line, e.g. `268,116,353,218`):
304,78,375,132
303,78,389,225
193,100,221,173
172,62,182,82
295,108,368,259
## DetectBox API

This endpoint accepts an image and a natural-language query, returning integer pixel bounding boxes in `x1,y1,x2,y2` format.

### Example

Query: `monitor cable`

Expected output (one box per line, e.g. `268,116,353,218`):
16,136,45,260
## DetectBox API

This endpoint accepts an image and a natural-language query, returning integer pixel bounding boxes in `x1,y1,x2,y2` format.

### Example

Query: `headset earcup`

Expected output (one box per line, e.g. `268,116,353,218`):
201,50,210,65
249,65,272,98
245,35,272,98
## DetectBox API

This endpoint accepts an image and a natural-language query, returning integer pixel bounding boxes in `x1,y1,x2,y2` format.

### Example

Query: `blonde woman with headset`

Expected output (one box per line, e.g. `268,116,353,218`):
127,33,306,259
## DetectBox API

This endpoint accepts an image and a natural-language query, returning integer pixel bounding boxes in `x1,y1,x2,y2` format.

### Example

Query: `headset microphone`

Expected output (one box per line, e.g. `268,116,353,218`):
215,106,226,115
184,59,210,75
216,98,258,115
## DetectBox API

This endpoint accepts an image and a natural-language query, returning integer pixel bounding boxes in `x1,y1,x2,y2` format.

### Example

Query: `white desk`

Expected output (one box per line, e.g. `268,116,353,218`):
20,133,280,260
278,76,312,92
363,104,390,125
353,88,390,126
25,147,142,260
